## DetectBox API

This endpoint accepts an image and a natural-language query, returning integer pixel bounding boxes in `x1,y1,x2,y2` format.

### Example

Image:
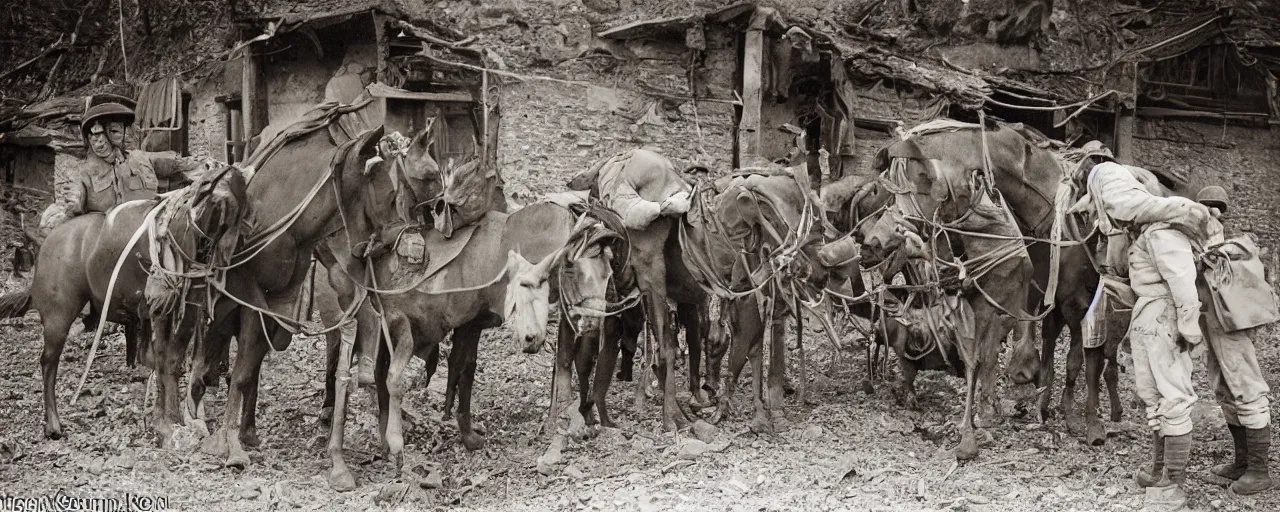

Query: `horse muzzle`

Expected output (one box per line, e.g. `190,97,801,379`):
522,333,546,354
568,298,608,335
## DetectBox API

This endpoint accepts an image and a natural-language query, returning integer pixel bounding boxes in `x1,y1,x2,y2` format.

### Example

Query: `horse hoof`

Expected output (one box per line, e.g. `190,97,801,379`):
45,425,63,440
861,380,875,395
461,432,486,452
201,430,228,458
956,434,979,461
1086,422,1106,446
328,468,357,492
689,391,713,411
241,430,261,448
320,407,334,426
1110,409,1123,423
225,451,250,470
750,415,773,434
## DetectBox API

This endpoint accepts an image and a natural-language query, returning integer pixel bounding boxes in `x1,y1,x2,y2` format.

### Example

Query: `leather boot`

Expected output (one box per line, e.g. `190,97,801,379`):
1230,425,1273,495
1136,431,1166,487
1211,423,1248,480
1144,434,1191,511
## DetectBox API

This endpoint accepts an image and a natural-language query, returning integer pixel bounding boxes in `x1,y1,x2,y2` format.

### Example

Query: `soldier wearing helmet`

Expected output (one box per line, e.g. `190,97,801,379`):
37,101,206,243
1195,184,1273,496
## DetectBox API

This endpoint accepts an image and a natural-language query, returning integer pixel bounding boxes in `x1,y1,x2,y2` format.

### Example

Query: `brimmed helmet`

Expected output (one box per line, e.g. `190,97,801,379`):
1196,185,1228,212
80,102,135,140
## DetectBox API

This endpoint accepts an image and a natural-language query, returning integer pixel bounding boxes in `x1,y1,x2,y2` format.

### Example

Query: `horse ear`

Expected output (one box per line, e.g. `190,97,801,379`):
506,250,533,279
532,248,564,282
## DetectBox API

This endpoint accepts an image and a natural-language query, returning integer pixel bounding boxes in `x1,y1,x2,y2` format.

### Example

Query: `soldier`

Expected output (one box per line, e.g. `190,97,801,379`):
1074,160,1213,511
1196,185,1273,495
37,101,207,332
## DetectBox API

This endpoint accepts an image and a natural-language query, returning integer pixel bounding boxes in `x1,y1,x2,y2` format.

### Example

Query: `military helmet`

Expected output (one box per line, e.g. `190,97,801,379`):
80,102,135,138
1196,185,1228,212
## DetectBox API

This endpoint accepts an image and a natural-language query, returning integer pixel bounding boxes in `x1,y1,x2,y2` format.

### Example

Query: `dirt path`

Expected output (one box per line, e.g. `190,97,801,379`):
1,296,1277,512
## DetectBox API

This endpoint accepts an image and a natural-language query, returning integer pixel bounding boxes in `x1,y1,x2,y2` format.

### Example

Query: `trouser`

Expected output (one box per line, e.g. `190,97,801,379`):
1129,298,1196,436
1204,300,1272,428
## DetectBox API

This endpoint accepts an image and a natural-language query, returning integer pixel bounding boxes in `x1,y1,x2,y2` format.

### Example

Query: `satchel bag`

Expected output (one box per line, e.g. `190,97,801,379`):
1202,236,1280,332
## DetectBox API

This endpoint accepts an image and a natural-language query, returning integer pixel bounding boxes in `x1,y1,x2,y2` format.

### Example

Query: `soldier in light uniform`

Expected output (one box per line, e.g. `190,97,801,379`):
1074,160,1213,511
1195,185,1273,495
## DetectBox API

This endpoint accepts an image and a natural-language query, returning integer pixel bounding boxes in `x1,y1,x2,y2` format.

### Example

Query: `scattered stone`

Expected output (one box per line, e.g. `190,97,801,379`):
1210,499,1223,509
86,457,105,476
239,484,260,500
691,420,718,443
564,465,586,480
801,424,825,440
967,495,991,504
1103,486,1121,498
677,439,712,460
419,467,443,489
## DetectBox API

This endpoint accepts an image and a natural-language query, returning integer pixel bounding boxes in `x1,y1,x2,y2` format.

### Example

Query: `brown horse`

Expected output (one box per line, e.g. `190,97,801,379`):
861,148,1034,460
183,115,438,469
0,162,249,444
570,149,713,432
322,201,620,489
822,122,1126,445
685,169,831,432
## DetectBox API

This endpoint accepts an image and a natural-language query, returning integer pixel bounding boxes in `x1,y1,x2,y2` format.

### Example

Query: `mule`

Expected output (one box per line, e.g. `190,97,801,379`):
685,169,831,432
323,201,620,489
0,162,249,445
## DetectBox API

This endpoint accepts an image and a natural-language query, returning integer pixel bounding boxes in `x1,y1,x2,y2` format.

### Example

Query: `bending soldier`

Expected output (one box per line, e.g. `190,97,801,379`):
1075,160,1212,511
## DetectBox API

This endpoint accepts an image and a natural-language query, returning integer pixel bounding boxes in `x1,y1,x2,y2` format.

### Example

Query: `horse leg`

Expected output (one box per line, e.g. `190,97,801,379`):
1105,355,1123,423
573,329,599,438
703,303,724,400
632,221,687,432
749,326,770,434
1036,310,1066,421
190,306,236,421
150,317,175,449
40,304,80,440
444,329,465,420
217,313,271,469
321,328,341,426
240,324,288,450
593,315,621,428
1063,321,1086,435
539,318,577,472
956,355,980,461
1084,346,1106,445
679,302,710,410
383,310,427,474
326,305,359,491
765,304,787,417
451,319,487,451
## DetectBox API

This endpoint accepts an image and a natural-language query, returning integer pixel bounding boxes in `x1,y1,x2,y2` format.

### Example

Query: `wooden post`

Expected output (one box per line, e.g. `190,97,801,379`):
242,39,269,143
737,10,767,169
1110,61,1137,164
373,13,388,85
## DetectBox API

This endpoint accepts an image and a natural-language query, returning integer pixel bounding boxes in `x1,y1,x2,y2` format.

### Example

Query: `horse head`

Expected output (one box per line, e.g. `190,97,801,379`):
182,160,253,266
504,214,621,353
356,127,442,231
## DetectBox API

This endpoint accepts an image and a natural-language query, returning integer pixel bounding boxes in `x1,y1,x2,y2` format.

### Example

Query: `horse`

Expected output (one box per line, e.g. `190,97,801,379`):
860,145,1035,460
322,200,621,489
684,168,833,433
0,162,250,445
821,121,1127,445
569,149,714,433
180,107,441,469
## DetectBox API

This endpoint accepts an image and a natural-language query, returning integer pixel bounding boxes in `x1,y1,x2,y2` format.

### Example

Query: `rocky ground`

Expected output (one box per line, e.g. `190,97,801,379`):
2,269,1279,512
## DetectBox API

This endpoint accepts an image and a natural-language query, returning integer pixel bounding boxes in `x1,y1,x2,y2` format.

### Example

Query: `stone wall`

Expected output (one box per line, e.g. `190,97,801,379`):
496,30,739,201
1132,118,1280,250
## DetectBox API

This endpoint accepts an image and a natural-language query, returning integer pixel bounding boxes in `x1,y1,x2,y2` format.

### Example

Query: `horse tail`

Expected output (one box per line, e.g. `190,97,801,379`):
0,290,32,319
